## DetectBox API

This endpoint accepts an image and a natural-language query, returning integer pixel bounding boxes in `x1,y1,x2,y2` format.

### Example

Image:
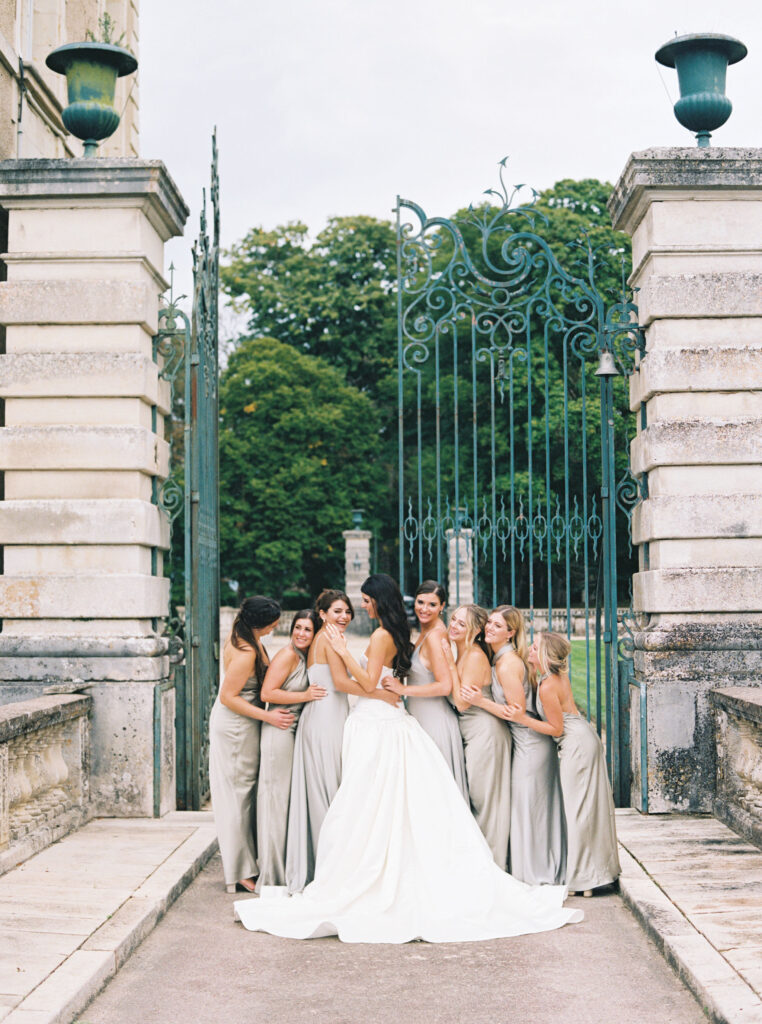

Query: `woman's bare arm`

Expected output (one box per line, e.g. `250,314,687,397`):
261,647,326,705
383,629,451,698
324,624,392,694
506,677,564,736
219,645,295,729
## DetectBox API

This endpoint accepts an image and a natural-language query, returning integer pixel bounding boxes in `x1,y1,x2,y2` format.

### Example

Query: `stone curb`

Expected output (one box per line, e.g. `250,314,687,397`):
3,824,218,1024
618,846,762,1024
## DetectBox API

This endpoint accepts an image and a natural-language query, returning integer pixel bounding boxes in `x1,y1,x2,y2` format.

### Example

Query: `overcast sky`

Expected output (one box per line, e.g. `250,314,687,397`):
139,0,762,312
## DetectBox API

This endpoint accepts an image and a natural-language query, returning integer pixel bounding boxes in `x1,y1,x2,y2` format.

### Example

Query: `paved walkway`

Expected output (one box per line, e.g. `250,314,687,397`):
84,850,704,1024
2,810,762,1023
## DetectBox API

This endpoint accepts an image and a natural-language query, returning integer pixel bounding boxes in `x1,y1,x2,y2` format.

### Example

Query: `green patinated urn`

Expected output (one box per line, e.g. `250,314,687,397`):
655,33,747,147
46,42,138,156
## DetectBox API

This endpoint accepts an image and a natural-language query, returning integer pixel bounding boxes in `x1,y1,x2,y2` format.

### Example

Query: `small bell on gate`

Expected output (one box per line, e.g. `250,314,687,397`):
595,348,619,377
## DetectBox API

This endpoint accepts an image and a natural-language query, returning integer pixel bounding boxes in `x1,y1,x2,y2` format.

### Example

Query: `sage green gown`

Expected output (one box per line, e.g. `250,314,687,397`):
457,679,512,867
209,670,262,886
491,644,566,885
406,646,469,800
536,687,620,891
255,648,309,891
285,661,349,893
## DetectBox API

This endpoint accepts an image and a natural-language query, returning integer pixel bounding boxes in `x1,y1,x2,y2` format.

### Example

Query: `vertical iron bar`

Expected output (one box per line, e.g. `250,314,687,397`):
435,331,442,583
490,351,498,606
526,321,534,639
563,336,571,650
395,198,405,592
509,353,515,605
453,325,460,602
543,324,552,623
471,318,479,604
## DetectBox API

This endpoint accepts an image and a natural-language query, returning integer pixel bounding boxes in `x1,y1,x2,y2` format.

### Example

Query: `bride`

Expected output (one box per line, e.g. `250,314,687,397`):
235,574,583,943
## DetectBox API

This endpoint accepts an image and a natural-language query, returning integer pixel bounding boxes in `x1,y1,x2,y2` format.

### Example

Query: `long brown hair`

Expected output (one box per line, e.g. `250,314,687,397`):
231,596,281,684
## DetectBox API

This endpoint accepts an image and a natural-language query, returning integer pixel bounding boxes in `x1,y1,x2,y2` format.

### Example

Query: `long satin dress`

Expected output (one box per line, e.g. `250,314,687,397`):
285,661,349,893
491,644,566,885
209,670,262,886
235,668,583,943
406,646,469,801
458,679,512,867
537,687,621,892
255,648,309,891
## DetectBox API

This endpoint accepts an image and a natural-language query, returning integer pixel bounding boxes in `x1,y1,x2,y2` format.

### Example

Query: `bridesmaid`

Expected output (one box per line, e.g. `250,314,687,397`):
209,595,291,894
382,580,468,800
507,631,620,895
464,606,566,885
255,609,327,891
441,604,512,867
285,590,397,893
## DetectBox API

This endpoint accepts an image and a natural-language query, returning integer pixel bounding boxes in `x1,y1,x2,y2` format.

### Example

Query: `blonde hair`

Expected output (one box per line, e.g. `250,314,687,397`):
537,631,571,677
492,605,528,667
454,605,489,658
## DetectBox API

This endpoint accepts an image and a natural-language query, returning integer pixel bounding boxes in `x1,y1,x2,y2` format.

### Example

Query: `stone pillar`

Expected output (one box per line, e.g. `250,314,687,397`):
446,528,473,609
609,148,762,813
342,528,372,634
0,159,189,817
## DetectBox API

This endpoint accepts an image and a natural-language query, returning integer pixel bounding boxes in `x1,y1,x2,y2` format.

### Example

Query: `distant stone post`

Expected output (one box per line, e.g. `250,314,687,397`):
343,509,372,634
446,527,474,609
0,159,188,817
609,149,762,813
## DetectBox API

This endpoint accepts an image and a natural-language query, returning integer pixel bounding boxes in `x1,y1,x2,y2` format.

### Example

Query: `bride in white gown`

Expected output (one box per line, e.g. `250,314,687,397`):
235,575,583,944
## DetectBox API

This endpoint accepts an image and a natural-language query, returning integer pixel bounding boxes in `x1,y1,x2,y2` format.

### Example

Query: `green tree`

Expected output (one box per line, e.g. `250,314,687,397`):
221,216,397,397
218,337,384,600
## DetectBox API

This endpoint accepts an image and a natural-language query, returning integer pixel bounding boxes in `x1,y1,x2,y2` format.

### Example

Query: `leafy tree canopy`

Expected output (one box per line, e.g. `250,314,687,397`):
218,337,384,601
221,215,397,398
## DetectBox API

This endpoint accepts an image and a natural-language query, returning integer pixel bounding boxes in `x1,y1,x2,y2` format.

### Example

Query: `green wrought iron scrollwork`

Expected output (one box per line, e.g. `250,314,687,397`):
153,268,190,656
396,159,644,804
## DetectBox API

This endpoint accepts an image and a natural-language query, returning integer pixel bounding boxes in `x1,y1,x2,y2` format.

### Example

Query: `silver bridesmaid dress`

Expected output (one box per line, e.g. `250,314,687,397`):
491,643,566,885
285,661,349,893
458,682,512,867
255,648,309,890
208,670,262,886
536,688,620,892
406,646,469,800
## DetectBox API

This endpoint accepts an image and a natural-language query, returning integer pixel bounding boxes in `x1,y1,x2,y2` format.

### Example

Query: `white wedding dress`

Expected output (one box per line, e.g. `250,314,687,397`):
234,672,583,943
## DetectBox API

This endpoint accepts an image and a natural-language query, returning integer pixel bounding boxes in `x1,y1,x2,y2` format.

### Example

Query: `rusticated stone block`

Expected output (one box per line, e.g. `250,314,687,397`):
711,688,762,848
0,499,170,548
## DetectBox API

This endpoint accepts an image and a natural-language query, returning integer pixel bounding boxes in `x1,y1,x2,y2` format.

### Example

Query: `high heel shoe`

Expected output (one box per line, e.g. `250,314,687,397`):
226,878,257,894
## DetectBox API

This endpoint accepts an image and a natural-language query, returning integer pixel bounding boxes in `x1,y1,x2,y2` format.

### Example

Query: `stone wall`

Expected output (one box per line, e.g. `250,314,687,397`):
0,159,188,817
609,148,762,813
0,693,90,874
711,687,762,849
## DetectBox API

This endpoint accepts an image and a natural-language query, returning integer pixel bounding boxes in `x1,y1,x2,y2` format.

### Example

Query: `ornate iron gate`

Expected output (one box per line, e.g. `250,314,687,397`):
395,164,643,805
155,134,220,811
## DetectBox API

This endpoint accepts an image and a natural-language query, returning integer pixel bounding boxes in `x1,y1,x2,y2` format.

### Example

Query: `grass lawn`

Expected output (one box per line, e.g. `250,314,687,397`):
568,636,603,720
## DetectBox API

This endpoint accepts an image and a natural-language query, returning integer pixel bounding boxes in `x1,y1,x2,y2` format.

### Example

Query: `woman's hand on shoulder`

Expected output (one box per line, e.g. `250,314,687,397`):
323,623,348,656
267,707,295,730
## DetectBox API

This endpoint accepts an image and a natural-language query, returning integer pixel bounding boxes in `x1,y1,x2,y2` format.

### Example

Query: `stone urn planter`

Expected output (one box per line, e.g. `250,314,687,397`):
45,42,138,156
655,32,747,147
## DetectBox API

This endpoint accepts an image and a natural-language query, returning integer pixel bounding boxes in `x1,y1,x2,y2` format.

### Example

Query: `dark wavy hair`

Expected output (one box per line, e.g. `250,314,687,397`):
415,579,447,606
290,608,319,638
361,573,413,678
231,596,281,684
314,589,354,627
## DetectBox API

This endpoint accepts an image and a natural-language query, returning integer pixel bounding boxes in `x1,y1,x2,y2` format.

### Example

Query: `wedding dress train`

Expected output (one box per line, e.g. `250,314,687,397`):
235,678,583,944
